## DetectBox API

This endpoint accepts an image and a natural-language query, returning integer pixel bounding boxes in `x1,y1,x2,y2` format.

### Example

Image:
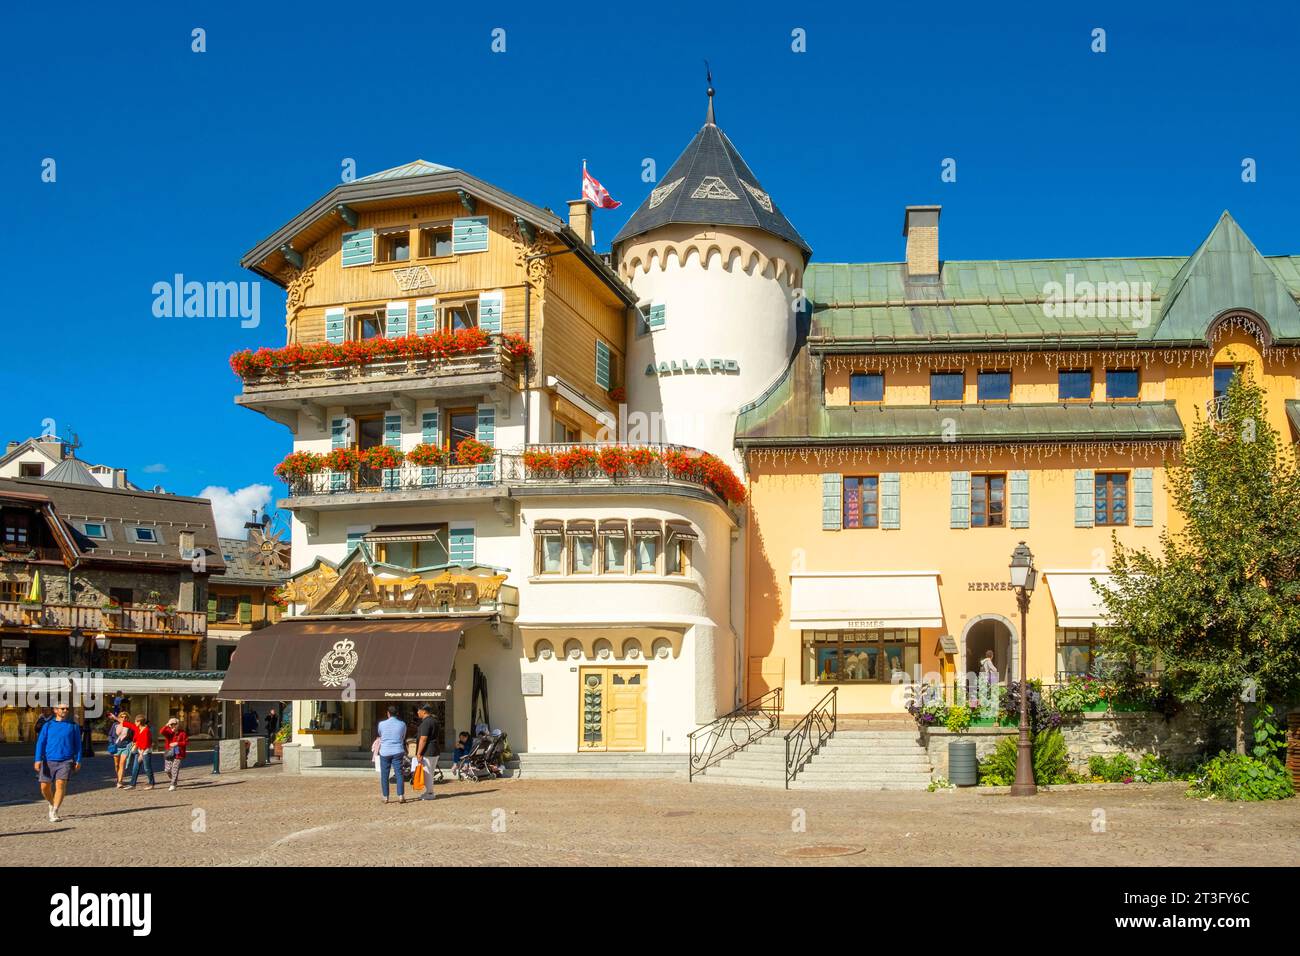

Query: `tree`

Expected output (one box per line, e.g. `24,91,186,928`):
1099,369,1300,752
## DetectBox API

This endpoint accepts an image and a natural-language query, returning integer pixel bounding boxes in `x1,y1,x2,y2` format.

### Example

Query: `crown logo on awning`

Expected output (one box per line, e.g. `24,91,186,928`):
319,637,359,688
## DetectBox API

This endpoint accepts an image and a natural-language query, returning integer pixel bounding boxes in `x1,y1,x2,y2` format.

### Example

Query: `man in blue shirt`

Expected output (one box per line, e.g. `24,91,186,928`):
34,705,82,823
376,705,408,804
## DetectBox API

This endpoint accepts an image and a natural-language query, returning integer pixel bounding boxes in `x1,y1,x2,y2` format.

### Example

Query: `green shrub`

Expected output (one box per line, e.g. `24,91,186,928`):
1187,704,1295,801
977,730,1072,786
944,705,972,735
1089,752,1137,782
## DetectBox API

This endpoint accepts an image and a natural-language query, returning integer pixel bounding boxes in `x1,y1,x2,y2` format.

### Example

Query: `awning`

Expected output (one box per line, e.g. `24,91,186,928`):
216,617,485,702
789,572,943,630
1044,570,1115,628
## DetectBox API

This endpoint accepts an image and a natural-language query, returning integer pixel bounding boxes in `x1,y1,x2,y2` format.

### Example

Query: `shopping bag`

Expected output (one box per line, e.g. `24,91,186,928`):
411,762,425,790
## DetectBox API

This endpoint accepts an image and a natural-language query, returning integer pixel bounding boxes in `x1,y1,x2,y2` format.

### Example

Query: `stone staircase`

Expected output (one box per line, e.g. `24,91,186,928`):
513,753,685,780
695,729,932,790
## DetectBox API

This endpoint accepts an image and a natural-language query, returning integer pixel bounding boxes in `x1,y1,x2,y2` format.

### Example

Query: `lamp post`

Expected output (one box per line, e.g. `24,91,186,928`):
1008,541,1037,796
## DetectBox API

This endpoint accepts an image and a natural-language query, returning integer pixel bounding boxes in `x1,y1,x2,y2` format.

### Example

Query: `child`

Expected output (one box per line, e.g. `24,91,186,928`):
451,732,473,775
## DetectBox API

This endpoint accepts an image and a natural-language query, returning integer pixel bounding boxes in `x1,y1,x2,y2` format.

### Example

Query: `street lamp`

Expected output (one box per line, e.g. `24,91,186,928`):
1008,541,1037,797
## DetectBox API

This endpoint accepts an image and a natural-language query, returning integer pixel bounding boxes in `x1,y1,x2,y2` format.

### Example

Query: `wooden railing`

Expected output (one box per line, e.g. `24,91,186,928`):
0,602,206,636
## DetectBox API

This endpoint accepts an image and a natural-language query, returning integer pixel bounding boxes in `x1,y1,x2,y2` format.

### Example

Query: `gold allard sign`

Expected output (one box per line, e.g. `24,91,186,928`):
307,563,505,616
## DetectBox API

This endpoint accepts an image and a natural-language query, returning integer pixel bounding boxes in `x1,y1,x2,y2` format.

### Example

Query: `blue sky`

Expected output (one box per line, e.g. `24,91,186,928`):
5,1,1297,535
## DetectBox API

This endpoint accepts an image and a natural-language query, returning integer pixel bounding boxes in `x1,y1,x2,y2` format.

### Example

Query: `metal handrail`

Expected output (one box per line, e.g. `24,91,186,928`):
784,687,837,789
686,688,783,781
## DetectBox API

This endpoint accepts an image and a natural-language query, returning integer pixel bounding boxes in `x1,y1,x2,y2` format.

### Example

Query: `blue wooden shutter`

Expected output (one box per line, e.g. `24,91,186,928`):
341,229,374,267
449,526,475,566
950,472,971,529
821,473,842,530
420,410,440,487
1010,470,1030,529
325,308,345,344
880,472,901,529
385,302,408,338
330,417,348,490
452,217,489,254
595,340,611,390
1133,468,1154,527
415,299,437,336
478,291,503,333
475,405,496,484
1075,470,1095,527
383,414,403,489
647,303,666,330
346,530,365,554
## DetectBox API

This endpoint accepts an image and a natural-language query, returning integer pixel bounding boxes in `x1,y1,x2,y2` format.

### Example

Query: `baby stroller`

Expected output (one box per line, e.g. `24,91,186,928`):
456,730,508,781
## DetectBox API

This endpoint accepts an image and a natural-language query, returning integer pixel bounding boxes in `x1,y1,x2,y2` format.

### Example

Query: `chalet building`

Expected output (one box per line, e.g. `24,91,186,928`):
739,209,1300,717
223,132,749,768
0,477,228,747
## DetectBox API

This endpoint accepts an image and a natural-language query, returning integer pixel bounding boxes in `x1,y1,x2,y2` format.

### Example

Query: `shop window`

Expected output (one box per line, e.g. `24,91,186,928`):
803,629,919,684
303,701,356,734
418,224,453,259
971,474,1006,527
1105,368,1139,400
1095,472,1129,526
1058,369,1093,401
930,370,964,403
842,476,879,529
1056,628,1097,678
977,369,1011,402
849,371,884,404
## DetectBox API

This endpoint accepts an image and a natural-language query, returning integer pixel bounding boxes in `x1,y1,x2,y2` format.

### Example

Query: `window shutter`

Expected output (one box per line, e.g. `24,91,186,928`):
346,531,365,554
325,307,345,344
478,291,503,333
238,600,252,624
415,299,437,336
950,472,971,529
1075,469,1095,527
880,472,901,529
821,473,843,530
420,410,440,486
1133,468,1154,527
647,303,666,330
385,301,408,338
452,216,489,254
475,406,496,484
595,340,612,390
330,417,348,490
383,414,403,489
207,596,218,623
341,229,374,267
1010,470,1030,529
449,526,476,566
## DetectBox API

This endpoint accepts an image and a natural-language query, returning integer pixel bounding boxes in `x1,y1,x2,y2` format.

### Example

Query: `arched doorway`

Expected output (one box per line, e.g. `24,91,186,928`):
960,614,1017,694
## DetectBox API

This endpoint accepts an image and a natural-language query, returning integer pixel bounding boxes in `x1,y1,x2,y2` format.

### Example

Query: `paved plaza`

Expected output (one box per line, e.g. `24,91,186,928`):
1,754,1296,867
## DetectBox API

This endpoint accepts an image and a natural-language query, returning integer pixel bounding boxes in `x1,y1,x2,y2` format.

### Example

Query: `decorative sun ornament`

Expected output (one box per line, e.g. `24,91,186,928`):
249,524,290,571
648,177,684,209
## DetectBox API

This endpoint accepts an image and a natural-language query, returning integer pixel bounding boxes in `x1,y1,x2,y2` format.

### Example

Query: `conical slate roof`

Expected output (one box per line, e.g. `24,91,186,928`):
612,102,810,258
41,457,102,486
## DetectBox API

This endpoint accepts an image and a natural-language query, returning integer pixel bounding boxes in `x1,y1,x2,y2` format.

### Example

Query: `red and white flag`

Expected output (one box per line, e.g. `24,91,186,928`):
582,162,621,209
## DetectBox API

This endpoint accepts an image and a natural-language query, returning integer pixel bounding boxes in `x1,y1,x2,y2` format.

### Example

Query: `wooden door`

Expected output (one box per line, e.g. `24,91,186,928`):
579,667,646,752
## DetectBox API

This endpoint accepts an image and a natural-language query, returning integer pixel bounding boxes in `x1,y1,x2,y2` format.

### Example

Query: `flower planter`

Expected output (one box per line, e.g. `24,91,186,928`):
1083,701,1109,713
948,740,978,786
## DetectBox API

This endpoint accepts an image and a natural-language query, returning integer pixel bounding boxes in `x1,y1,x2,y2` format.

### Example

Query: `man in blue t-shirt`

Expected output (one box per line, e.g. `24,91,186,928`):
376,706,408,804
34,705,82,823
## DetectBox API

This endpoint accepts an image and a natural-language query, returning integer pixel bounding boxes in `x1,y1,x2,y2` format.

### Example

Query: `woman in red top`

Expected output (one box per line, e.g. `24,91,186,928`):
111,712,156,789
161,717,188,791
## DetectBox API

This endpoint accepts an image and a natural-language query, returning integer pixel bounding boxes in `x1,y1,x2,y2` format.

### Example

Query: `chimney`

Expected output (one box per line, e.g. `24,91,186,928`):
903,205,942,277
568,199,593,248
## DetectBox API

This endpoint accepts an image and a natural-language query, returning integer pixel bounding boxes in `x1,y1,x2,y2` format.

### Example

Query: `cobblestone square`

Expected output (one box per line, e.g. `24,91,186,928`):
1,754,1296,867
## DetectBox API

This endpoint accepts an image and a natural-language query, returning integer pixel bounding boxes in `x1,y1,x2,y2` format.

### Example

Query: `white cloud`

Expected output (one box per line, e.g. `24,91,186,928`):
200,484,272,539
143,463,168,474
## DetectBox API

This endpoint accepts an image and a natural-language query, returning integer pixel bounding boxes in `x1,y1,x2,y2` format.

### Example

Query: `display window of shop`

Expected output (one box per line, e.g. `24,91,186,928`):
971,473,1006,527
168,696,221,737
566,520,596,574
304,701,356,734
1,639,29,665
106,645,136,669
803,629,920,684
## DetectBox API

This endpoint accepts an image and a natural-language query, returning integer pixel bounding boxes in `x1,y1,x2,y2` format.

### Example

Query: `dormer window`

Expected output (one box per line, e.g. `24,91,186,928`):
130,527,158,543
83,523,108,540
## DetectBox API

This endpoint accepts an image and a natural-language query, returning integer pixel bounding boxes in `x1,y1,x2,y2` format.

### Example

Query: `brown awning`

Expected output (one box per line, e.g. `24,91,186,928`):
216,617,485,702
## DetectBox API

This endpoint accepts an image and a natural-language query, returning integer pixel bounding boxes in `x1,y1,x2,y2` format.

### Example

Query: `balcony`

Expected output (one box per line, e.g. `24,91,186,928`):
276,444,744,529
233,334,524,429
0,602,207,637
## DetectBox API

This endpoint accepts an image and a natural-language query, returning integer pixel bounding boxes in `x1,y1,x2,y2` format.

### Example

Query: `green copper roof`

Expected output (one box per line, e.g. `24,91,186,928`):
735,352,1185,446
807,213,1300,350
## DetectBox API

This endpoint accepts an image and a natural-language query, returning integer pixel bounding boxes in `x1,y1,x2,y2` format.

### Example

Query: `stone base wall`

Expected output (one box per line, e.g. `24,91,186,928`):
923,709,1230,779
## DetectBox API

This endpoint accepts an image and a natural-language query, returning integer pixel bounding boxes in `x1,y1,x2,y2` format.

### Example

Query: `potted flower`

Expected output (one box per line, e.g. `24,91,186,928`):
274,450,324,482
607,386,626,404
501,332,534,361
522,448,558,475
273,721,291,759
361,445,403,470
945,704,978,786
406,443,448,468
454,438,494,467
597,445,628,477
